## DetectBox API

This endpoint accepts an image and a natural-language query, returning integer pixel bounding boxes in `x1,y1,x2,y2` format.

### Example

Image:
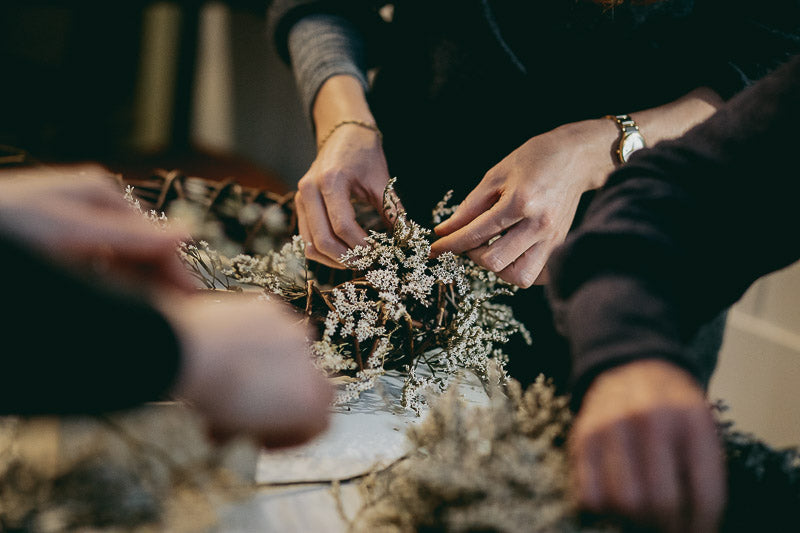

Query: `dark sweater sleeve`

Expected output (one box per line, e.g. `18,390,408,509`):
0,236,182,415
547,54,800,409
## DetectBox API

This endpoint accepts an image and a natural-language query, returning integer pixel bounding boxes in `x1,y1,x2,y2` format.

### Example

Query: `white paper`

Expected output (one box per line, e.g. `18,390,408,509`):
256,370,488,484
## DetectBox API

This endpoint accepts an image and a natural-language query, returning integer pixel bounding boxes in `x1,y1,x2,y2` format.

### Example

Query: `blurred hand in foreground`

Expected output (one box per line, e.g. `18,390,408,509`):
164,293,332,448
569,359,726,533
0,164,194,290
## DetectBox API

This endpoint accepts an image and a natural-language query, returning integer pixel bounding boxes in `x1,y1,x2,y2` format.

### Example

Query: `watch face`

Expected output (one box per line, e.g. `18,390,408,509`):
620,132,646,163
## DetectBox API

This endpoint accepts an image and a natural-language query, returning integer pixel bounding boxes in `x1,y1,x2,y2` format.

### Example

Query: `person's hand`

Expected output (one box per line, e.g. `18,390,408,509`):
0,164,194,290
430,119,615,288
294,74,397,268
569,359,726,532
164,292,332,448
295,122,391,268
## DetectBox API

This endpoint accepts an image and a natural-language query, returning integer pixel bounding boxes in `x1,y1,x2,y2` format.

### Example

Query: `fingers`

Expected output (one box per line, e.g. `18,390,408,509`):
429,179,572,288
380,185,406,227
320,180,369,249
55,167,127,206
64,211,194,290
573,416,684,533
569,361,726,532
570,426,603,513
431,199,517,257
295,165,392,267
682,410,726,533
0,166,196,290
433,182,498,238
166,295,332,448
642,426,683,533
292,126,394,266
255,363,333,448
295,190,347,269
0,164,123,213
466,223,551,287
598,422,643,522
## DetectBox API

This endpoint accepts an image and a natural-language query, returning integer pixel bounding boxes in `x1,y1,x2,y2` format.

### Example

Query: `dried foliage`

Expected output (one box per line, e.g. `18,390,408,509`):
0,405,258,532
714,403,800,532
125,172,530,412
350,372,616,533
349,382,800,533
1,166,796,531
123,170,800,533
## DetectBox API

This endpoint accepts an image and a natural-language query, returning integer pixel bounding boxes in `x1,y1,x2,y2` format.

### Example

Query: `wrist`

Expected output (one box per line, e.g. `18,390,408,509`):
317,120,382,151
605,113,648,166
560,119,619,191
591,358,701,392
313,75,376,143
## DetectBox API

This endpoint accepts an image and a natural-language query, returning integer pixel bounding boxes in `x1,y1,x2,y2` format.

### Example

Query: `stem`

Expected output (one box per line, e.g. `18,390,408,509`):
446,284,459,308
435,282,447,329
353,336,364,371
313,284,336,311
305,279,314,316
405,312,415,355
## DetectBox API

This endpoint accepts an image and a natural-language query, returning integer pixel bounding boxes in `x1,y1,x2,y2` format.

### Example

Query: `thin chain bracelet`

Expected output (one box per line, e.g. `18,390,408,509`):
317,120,383,150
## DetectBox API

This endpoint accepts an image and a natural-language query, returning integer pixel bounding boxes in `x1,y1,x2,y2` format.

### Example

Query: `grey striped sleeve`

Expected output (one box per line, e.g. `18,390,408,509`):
287,13,370,120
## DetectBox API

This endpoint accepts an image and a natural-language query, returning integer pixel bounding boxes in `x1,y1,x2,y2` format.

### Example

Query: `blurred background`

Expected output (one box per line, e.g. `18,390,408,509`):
0,1,314,190
1,1,798,448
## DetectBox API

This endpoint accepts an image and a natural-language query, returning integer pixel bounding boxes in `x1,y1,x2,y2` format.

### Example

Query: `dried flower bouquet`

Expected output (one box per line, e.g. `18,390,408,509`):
124,172,529,412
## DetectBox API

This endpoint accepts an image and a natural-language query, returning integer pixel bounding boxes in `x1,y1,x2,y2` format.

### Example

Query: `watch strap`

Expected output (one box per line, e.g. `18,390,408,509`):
606,114,638,134
605,114,646,164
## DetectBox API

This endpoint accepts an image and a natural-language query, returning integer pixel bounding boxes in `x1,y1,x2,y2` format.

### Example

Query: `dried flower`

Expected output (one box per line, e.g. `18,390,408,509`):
126,177,530,412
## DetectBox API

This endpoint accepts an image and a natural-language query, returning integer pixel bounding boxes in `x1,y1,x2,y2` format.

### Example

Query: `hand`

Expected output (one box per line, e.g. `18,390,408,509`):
569,359,725,533
296,122,391,268
295,74,398,268
431,119,614,288
164,292,332,448
0,164,194,290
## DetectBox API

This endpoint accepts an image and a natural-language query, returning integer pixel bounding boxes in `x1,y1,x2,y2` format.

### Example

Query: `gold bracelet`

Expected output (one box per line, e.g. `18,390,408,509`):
317,120,382,150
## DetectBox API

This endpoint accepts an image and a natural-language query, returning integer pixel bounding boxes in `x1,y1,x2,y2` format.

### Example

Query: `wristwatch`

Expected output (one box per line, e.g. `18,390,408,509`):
606,114,646,164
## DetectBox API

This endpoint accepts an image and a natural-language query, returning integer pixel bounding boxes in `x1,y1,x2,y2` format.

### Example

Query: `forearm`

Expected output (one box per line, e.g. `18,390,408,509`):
288,14,370,119
312,74,377,146
630,87,723,150
573,86,724,191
